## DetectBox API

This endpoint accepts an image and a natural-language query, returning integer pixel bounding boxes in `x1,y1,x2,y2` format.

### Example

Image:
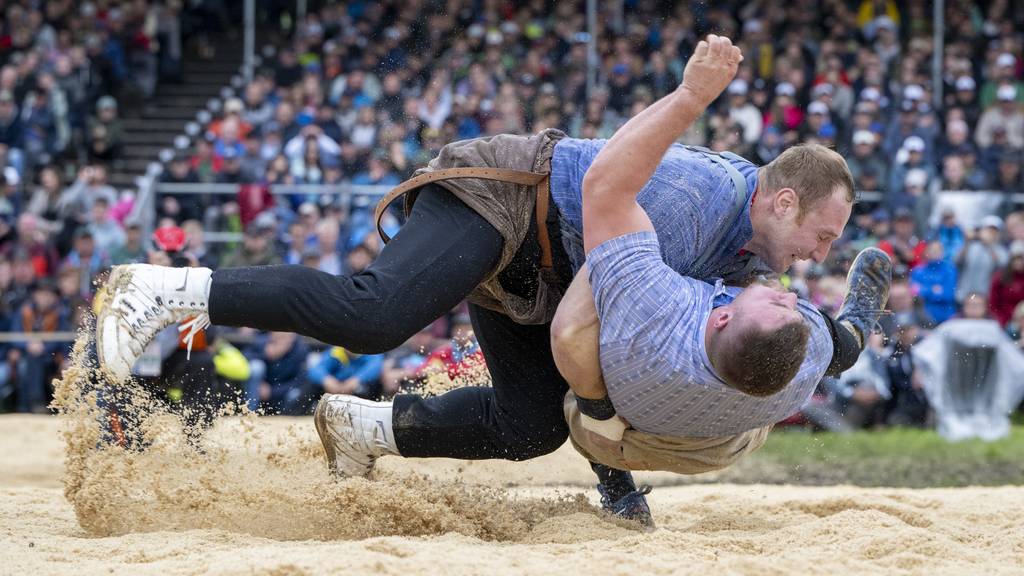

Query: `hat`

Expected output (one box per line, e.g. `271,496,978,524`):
955,76,976,91
743,19,763,34
775,82,796,97
727,79,749,95
902,135,926,153
224,97,244,113
32,278,59,295
903,84,925,101
871,208,890,221
894,206,914,220
860,87,881,102
221,147,239,160
996,53,1017,68
812,83,834,97
874,16,897,32
997,84,1017,102
808,101,829,115
900,99,917,112
854,101,875,115
298,202,318,216
904,168,928,188
980,215,1004,230
0,91,12,103
1010,242,1024,258
852,130,876,146
153,226,186,252
97,95,117,111
817,124,836,139
73,227,94,240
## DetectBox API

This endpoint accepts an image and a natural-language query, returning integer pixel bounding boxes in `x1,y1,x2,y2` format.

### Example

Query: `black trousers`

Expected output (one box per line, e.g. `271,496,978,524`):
210,184,570,460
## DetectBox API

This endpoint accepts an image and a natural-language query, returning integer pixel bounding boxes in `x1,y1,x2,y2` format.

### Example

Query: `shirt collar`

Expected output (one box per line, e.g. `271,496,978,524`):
699,279,732,386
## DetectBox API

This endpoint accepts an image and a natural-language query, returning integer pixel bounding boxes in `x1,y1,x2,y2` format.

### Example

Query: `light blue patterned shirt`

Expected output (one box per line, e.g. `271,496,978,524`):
587,232,833,438
550,137,770,282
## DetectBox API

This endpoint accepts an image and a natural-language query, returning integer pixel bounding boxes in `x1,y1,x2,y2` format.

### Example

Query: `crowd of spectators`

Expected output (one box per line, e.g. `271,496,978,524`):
1,0,1023,428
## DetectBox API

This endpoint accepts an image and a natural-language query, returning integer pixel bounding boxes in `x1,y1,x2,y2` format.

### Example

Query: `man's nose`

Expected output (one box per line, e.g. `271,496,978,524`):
811,243,831,263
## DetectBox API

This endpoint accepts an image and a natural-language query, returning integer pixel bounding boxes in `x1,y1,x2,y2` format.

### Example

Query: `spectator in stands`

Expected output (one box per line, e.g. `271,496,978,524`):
957,216,1008,303
307,347,385,400
110,220,146,265
992,151,1022,194
86,96,123,165
878,208,923,268
159,154,203,223
990,246,1024,326
379,328,438,397
220,221,280,268
911,240,959,324
847,130,888,191
25,166,65,237
888,136,932,202
976,85,1024,150
86,197,126,256
9,279,69,413
934,209,966,262
311,218,342,275
884,321,929,427
58,165,117,223
244,331,310,414
831,332,890,429
64,228,108,296
0,91,24,170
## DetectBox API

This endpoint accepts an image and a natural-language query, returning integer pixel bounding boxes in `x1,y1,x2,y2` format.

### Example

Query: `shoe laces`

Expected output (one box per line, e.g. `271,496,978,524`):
599,483,653,510
178,313,211,361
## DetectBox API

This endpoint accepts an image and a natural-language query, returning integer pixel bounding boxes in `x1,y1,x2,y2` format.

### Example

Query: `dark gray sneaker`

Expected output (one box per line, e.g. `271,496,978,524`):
836,247,893,347
591,462,655,530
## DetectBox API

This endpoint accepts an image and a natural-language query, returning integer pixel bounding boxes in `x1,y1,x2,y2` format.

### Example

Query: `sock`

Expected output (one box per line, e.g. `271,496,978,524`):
590,461,637,502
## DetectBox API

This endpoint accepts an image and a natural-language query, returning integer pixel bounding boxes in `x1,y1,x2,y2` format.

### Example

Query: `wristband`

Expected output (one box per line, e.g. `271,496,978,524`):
575,394,617,420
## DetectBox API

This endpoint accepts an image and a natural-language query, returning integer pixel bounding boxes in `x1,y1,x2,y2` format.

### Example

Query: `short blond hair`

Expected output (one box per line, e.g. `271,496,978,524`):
759,144,855,220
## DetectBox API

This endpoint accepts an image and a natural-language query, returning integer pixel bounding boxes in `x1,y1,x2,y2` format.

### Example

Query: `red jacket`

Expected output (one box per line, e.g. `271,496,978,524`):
989,270,1024,326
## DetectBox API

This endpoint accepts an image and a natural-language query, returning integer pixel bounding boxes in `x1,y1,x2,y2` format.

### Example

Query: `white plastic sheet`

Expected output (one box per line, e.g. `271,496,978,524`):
913,319,1024,441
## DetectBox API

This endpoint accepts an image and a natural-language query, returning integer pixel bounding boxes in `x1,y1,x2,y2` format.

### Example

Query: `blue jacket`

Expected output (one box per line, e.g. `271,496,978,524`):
307,347,384,390
910,260,959,323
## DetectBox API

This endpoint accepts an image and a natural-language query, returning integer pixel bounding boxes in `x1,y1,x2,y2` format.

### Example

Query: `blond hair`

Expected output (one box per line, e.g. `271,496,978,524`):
759,144,855,220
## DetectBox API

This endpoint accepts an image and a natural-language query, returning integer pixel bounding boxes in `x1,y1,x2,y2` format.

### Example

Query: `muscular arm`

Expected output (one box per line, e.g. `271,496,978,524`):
582,35,743,253
551,267,605,399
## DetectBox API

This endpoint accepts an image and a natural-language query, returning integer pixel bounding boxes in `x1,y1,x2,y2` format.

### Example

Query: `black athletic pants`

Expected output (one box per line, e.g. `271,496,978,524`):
209,184,571,460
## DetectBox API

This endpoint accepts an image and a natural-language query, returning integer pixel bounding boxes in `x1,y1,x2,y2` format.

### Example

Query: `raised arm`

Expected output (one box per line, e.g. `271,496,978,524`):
582,35,743,253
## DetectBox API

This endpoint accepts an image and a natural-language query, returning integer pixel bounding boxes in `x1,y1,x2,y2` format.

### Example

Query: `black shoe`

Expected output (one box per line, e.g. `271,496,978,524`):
591,462,655,530
836,247,892,347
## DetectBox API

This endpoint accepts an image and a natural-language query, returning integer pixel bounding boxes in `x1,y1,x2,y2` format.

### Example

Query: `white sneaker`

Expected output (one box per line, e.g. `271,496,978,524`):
314,394,398,478
96,264,213,382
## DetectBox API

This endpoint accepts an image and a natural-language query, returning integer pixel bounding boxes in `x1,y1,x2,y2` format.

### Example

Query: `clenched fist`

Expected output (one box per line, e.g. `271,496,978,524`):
678,34,744,107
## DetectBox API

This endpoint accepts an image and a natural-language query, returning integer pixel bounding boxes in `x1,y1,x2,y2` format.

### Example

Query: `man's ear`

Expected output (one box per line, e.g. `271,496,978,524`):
711,307,733,330
774,187,798,217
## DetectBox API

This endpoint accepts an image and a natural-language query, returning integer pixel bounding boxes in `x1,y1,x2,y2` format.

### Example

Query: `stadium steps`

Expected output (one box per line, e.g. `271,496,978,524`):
108,40,243,193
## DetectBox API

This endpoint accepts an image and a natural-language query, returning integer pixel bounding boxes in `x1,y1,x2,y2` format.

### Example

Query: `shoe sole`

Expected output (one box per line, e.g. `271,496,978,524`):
313,394,339,477
93,266,133,381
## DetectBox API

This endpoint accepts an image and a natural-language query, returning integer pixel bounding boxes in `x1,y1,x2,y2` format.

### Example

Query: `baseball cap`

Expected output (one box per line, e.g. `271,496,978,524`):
903,84,925,101
808,101,829,115
980,215,1004,230
1011,243,1024,258
894,206,914,220
727,79,749,95
997,84,1017,102
860,87,882,102
775,82,796,97
812,83,834,97
871,208,890,221
955,76,976,91
853,130,875,145
997,53,1017,68
902,135,926,153
97,95,117,111
153,225,186,252
904,168,928,188
224,97,244,113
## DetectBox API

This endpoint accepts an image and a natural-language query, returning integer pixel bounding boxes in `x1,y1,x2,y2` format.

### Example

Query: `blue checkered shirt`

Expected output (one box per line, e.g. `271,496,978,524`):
587,232,833,438
550,137,770,282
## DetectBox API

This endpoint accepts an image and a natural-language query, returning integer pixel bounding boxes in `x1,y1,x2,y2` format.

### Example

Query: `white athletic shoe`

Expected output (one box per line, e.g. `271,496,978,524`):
314,394,398,478
95,264,213,382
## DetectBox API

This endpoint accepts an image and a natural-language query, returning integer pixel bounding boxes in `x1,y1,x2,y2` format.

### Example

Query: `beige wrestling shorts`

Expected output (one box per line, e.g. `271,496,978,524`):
563,392,772,474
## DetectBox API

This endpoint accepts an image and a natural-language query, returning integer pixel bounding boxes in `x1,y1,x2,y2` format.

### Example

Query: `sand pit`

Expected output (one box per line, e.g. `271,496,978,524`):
3,414,1024,576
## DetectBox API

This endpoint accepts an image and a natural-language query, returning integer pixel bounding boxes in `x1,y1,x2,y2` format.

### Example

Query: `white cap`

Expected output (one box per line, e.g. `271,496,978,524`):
727,79,749,95
874,16,897,31
980,215,1004,230
808,101,829,115
955,76,976,91
903,84,925,101
997,53,1017,68
853,130,875,145
905,168,928,187
860,87,881,102
812,83,834,97
997,84,1018,101
743,19,763,33
775,82,796,97
903,135,926,153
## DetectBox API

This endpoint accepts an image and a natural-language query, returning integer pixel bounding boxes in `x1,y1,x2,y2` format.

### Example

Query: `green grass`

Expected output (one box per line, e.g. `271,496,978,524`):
699,426,1024,488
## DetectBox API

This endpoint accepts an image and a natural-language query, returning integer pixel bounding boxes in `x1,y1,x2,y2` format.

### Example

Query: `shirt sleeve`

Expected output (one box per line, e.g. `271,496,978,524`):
586,231,696,345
